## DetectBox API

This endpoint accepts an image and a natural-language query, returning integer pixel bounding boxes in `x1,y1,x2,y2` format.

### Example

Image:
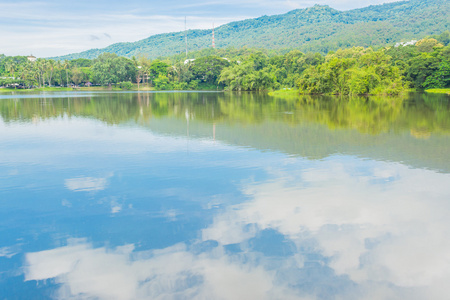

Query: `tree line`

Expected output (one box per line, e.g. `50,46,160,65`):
0,31,449,95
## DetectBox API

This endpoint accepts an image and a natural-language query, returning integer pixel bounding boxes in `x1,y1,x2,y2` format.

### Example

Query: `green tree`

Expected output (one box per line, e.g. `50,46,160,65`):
423,61,450,88
190,56,230,85
71,68,84,86
407,53,440,89
297,48,404,95
63,60,70,87
70,58,92,68
91,53,136,87
153,74,171,90
416,38,443,53
5,61,16,79
46,60,56,87
148,60,170,85
173,61,193,84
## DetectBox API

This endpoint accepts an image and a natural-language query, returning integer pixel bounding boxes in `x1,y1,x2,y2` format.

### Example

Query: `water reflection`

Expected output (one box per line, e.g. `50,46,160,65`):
64,176,109,192
23,157,450,300
25,240,276,300
1,92,449,172
1,92,450,299
1,92,449,135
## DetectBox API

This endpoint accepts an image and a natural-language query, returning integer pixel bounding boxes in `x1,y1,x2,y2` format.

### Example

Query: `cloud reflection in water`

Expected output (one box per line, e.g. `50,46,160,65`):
204,158,450,298
24,158,450,300
65,177,108,192
25,239,281,300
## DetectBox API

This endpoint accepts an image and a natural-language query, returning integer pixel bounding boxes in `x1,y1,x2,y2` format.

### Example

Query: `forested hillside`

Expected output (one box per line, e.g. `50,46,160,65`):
53,0,450,60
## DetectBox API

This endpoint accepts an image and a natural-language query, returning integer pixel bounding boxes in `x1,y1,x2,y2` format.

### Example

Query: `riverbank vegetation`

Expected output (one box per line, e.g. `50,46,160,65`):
426,89,450,95
297,47,404,95
1,32,449,95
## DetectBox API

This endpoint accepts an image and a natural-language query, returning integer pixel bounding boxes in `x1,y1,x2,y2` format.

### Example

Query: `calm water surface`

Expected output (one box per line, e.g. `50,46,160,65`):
1,91,450,299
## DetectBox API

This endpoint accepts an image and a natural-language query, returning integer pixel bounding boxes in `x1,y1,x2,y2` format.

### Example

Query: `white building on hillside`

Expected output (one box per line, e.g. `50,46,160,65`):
27,55,37,62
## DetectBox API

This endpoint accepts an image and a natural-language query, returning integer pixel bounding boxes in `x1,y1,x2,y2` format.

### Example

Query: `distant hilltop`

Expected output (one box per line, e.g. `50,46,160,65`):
52,0,450,60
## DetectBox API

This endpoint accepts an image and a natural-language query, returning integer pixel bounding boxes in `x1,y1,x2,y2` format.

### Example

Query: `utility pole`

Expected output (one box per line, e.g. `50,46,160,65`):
185,16,188,58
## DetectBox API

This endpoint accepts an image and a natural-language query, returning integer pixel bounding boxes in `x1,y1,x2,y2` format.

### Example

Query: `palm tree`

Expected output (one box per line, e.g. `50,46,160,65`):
5,61,16,77
5,61,17,88
139,55,151,86
18,62,30,88
47,60,55,87
63,60,70,87
132,56,142,90
55,60,63,86
34,59,46,88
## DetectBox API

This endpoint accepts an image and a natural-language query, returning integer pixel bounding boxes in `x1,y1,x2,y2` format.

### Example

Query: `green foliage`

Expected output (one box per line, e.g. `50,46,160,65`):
0,77,24,87
171,61,193,84
297,48,404,95
0,55,27,77
425,88,450,95
268,88,299,98
416,38,443,53
385,41,450,90
189,80,199,90
119,81,133,90
71,67,87,85
70,58,92,68
219,61,275,91
190,56,230,85
153,74,171,90
406,52,440,89
423,62,450,89
149,60,170,79
267,50,324,87
2,28,449,93
91,53,136,86
435,31,450,46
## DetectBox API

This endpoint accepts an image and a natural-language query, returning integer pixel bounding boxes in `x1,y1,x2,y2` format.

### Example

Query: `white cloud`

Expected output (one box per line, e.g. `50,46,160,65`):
0,8,248,57
0,0,402,57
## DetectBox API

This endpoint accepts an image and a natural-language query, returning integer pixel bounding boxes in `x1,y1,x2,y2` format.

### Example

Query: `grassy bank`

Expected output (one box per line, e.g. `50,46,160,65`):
268,88,408,98
268,89,299,98
425,88,450,95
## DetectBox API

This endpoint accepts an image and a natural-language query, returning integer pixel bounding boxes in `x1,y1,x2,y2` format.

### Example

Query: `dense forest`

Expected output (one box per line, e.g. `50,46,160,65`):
52,0,450,61
1,32,449,95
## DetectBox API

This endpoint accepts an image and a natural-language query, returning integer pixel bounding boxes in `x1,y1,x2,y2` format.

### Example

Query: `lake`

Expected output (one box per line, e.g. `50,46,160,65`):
1,91,450,300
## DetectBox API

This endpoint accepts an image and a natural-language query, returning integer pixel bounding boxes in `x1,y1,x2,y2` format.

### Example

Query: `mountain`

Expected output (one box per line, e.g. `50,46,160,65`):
53,0,450,60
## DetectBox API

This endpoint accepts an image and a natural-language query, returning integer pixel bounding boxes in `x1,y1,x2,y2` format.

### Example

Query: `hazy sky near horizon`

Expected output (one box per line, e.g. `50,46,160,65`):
1,0,399,57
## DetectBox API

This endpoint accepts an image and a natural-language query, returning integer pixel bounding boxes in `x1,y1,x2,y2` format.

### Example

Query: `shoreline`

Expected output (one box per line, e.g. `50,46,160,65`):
426,88,450,95
0,86,224,94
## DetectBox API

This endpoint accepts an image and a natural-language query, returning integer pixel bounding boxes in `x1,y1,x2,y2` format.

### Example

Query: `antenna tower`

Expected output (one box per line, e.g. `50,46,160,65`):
185,16,188,58
212,23,215,49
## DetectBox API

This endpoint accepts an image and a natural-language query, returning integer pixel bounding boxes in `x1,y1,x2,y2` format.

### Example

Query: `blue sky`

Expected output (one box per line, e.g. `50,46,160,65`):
0,0,398,57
